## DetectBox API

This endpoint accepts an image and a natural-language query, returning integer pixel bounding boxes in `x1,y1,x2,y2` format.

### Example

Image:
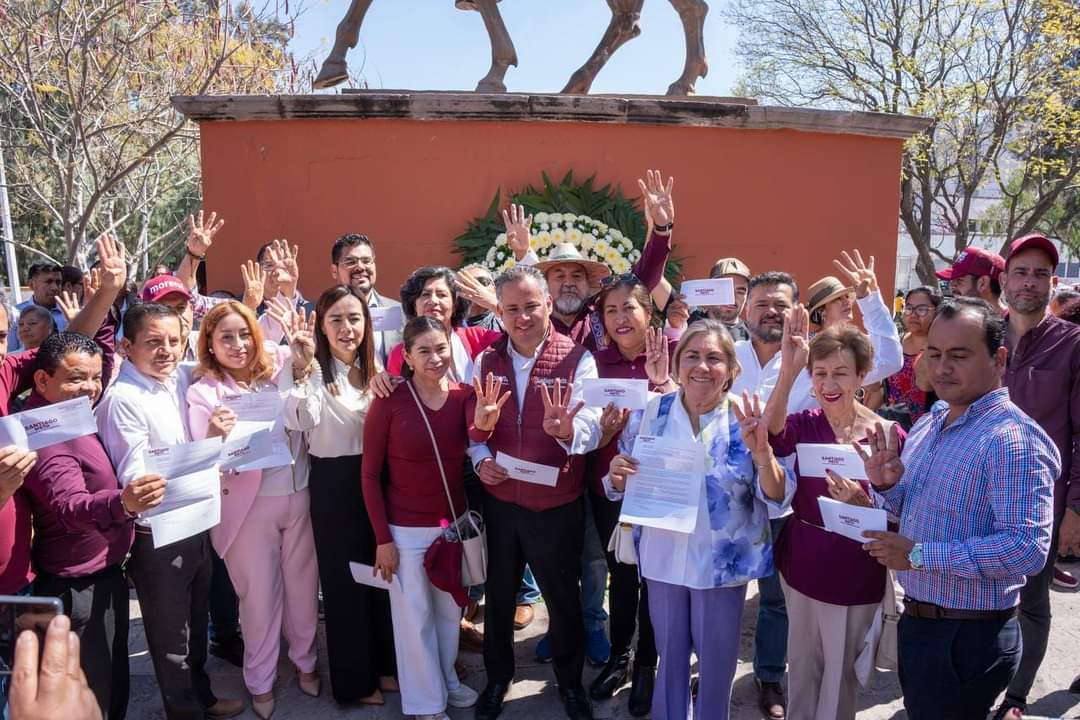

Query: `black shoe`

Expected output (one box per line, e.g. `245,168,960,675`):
475,681,510,720
208,635,244,668
992,699,1026,720
559,686,593,720
627,662,655,717
755,678,786,720
588,653,630,700
1071,675,1080,694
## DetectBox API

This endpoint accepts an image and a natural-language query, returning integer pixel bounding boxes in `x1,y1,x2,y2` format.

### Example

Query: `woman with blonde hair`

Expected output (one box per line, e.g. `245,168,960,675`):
186,300,320,719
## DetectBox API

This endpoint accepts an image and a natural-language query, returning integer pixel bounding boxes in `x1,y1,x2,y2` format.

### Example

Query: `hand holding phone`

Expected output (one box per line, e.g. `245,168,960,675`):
6,613,101,720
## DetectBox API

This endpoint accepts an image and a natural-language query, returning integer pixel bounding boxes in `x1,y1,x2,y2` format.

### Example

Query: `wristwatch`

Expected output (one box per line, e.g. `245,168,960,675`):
907,542,924,570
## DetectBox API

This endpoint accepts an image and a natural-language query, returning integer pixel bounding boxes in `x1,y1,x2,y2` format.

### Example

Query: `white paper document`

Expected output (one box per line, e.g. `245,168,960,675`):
796,443,868,480
582,378,649,410
370,305,404,332
142,438,223,548
495,452,560,487
222,391,284,424
220,392,293,473
817,496,887,543
681,278,736,307
619,434,705,533
0,396,98,451
349,562,402,592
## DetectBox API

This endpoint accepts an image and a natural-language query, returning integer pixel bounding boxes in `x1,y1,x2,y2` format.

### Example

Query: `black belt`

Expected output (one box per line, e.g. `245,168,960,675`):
903,598,1016,622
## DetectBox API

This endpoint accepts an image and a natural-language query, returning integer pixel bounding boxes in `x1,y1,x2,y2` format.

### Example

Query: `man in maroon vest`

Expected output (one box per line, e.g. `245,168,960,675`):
469,264,602,720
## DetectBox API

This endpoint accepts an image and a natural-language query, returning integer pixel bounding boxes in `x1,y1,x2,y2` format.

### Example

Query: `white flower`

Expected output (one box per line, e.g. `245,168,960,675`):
567,228,582,244
551,228,566,244
549,213,564,224
563,213,578,223
595,240,609,255
610,229,624,241
529,235,539,250
535,212,550,224
536,230,552,248
495,233,507,247
615,258,631,273
486,247,497,261
598,223,609,234
581,234,595,251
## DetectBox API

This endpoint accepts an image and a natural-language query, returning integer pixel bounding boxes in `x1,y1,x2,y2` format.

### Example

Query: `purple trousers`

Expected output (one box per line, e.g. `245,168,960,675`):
647,578,746,720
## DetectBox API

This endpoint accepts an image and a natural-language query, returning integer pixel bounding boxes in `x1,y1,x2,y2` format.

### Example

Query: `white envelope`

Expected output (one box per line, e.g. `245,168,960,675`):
220,428,294,473
370,305,404,332
495,452,560,487
222,391,284,423
817,496,887,543
0,396,98,451
582,378,649,410
796,443,869,480
680,278,735,306
349,562,402,592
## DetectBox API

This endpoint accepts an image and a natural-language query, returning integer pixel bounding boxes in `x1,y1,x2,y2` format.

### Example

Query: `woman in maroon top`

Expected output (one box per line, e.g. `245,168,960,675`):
362,316,503,719
763,310,905,720
585,274,676,716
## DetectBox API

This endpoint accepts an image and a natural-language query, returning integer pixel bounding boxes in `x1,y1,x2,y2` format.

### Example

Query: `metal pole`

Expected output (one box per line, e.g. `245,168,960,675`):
0,138,21,303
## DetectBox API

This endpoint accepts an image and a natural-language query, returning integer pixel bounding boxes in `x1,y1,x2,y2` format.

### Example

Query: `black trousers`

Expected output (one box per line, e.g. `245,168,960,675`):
898,613,1022,719
590,492,657,666
208,551,239,643
126,530,215,720
483,493,586,690
34,564,130,720
308,454,396,703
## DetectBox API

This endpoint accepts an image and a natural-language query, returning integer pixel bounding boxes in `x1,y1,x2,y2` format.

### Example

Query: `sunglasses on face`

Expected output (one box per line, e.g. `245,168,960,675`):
601,272,640,287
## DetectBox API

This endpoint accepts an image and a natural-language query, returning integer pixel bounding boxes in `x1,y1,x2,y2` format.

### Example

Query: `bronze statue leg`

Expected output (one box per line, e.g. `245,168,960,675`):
313,0,377,89
472,0,518,92
562,0,644,94
666,0,709,95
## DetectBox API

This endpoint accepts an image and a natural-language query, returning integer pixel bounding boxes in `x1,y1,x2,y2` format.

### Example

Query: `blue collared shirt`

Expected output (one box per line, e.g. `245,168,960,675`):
8,298,68,352
879,387,1058,610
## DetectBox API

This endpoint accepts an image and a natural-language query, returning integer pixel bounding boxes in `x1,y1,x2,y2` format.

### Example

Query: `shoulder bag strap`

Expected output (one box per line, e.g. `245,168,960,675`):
405,380,463,520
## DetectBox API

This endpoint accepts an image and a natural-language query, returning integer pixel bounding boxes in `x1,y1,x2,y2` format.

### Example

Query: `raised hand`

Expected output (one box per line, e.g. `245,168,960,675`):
732,391,771,458
240,260,266,311
206,407,237,440
666,294,690,329
852,422,904,490
780,304,810,375
598,402,631,448
608,453,639,492
833,249,878,299
121,474,167,515
473,372,511,432
266,239,300,291
644,326,670,386
456,270,498,313
637,169,675,229
275,304,316,370
501,203,533,261
540,378,584,442
825,469,872,507
56,291,82,325
187,210,224,257
95,233,127,293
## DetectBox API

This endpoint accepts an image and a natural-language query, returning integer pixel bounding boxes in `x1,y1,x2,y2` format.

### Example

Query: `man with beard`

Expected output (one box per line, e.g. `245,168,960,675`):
328,233,401,368
992,234,1080,719
729,271,814,720
936,246,1007,314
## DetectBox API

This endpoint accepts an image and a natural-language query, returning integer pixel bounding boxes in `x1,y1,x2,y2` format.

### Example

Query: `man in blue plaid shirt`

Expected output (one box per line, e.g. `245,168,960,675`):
852,298,1059,719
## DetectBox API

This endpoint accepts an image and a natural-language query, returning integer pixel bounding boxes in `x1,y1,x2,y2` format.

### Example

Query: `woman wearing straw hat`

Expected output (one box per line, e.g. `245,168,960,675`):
805,250,903,387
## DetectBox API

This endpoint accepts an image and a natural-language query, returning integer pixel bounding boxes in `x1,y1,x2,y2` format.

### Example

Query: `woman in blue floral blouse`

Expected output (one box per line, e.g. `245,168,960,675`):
605,319,793,720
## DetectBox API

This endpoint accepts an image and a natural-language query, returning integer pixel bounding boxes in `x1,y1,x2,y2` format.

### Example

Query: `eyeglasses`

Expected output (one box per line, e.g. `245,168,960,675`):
338,257,375,269
903,305,934,317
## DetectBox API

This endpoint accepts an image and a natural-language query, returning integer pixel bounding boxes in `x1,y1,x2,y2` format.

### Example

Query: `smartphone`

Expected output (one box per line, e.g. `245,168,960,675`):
0,595,64,675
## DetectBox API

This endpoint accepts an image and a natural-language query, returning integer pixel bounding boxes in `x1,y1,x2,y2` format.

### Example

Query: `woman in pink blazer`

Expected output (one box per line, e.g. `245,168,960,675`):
186,301,320,719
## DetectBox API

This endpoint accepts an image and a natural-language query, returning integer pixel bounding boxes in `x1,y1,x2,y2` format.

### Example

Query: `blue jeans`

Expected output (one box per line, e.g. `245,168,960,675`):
753,516,789,683
468,565,540,605
581,493,609,633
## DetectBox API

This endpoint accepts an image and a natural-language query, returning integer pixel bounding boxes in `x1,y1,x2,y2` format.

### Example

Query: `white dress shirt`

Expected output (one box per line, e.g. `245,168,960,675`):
856,292,904,385
731,340,817,415
466,334,602,470
283,357,371,458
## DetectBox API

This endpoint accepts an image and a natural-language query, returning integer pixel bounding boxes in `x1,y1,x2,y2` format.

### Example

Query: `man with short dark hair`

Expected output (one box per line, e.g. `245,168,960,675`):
936,246,1006,313
61,266,85,301
329,232,401,367
9,262,65,353
858,296,1057,719
991,234,1080,718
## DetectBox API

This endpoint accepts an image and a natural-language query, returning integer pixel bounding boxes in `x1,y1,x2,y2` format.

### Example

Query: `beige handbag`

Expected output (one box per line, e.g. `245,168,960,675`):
406,381,488,586
607,522,638,565
855,569,902,686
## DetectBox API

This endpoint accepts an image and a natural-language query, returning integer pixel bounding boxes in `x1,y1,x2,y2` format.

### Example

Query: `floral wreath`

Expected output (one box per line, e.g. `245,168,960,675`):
453,170,680,279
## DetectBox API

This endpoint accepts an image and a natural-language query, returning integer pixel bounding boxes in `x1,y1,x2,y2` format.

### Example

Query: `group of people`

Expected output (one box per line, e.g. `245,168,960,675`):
0,168,1077,720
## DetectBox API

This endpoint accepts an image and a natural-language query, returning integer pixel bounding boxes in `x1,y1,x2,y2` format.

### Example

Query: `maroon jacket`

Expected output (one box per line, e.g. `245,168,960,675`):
477,331,587,511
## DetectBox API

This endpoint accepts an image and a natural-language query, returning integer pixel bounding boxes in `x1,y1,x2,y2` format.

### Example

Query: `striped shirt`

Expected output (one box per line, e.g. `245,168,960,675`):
879,387,1058,610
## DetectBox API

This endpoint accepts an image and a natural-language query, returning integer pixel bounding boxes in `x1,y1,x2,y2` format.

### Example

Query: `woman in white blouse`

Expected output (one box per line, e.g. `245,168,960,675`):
606,320,793,720
283,285,397,706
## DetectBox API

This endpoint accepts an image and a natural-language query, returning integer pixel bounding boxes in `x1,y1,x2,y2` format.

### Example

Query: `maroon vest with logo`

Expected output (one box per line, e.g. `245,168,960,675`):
477,331,587,511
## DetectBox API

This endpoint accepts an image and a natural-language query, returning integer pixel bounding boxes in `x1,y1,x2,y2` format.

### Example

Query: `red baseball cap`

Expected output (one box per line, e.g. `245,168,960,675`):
1006,233,1059,269
141,275,192,303
935,246,1005,281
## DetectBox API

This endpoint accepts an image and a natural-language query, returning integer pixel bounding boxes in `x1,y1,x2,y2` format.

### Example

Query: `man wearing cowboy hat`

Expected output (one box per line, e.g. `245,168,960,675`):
936,246,1007,314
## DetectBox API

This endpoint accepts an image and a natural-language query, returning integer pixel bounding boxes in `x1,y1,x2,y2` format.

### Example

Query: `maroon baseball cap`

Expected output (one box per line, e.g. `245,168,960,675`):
935,246,1005,281
141,275,192,303
1006,233,1059,269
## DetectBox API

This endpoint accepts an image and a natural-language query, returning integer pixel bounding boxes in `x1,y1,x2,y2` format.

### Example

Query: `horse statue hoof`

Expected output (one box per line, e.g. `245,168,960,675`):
476,79,507,93
313,59,349,89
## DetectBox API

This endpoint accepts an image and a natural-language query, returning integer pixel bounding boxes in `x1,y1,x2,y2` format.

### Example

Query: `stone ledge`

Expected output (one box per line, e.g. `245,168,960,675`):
171,91,932,140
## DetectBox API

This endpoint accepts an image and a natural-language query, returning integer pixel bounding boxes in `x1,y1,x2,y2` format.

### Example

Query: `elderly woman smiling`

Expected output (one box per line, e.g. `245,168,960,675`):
604,319,793,720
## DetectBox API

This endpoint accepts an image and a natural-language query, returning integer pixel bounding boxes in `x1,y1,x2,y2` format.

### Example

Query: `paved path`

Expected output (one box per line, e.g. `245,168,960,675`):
127,562,1080,719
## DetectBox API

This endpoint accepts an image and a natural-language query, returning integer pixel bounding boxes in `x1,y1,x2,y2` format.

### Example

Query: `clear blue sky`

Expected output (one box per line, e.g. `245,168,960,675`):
290,0,742,96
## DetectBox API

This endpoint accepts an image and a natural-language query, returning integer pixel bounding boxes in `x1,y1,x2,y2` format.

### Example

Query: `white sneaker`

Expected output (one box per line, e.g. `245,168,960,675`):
447,682,480,708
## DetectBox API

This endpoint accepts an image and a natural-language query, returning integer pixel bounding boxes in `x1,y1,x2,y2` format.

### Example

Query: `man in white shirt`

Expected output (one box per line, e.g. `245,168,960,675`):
467,265,602,720
96,303,243,720
328,233,402,368
729,271,805,720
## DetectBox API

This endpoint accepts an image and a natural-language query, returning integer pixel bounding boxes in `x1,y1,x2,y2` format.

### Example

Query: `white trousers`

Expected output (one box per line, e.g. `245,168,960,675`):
388,524,464,715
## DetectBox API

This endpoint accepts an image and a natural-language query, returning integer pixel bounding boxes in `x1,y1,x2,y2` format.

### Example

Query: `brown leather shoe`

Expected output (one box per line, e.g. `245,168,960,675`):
465,599,481,622
205,698,245,719
460,619,484,653
513,603,535,630
755,679,786,720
